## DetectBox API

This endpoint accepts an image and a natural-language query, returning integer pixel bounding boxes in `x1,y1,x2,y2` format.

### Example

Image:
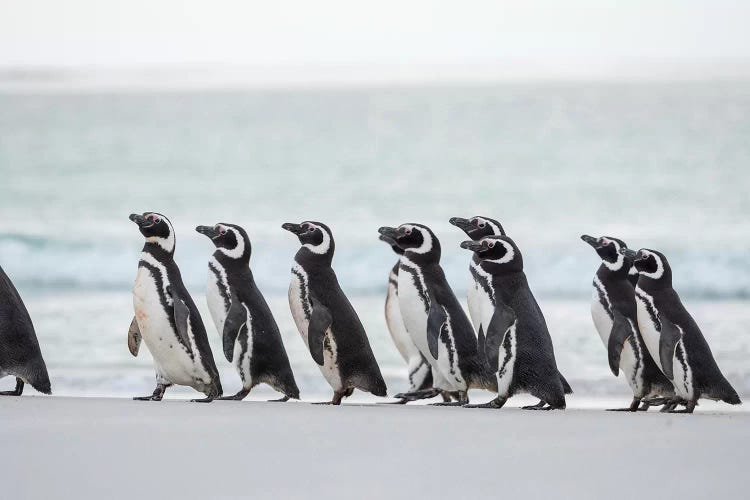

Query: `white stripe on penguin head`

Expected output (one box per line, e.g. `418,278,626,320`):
600,237,625,271
303,223,331,255
405,225,433,254
484,239,515,264
145,213,175,253
639,250,664,280
217,226,245,259
478,217,502,237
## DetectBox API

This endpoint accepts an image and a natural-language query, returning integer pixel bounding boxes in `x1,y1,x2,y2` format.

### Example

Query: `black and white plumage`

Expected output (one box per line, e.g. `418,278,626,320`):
197,223,299,402
379,234,432,401
581,235,673,411
451,216,572,407
378,224,485,406
129,212,222,402
459,235,566,410
0,266,51,396
283,221,387,405
625,247,740,413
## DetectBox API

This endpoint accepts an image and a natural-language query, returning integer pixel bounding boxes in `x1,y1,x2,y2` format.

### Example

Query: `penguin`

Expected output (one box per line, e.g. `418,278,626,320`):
379,233,432,402
0,265,51,396
377,224,486,406
450,215,572,408
458,235,566,410
128,212,222,402
448,216,506,331
623,247,741,413
581,235,674,411
283,221,387,405
196,223,300,402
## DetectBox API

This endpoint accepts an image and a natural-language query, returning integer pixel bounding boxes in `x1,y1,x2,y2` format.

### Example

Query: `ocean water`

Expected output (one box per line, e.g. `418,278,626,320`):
1,82,749,401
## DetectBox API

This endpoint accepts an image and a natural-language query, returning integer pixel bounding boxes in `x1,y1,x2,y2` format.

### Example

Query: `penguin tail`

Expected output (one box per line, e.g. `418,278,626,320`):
723,394,742,405
31,377,52,395
559,372,573,395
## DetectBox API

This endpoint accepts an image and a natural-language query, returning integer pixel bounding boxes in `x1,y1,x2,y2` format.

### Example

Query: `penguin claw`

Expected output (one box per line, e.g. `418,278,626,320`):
267,396,291,403
430,401,463,406
190,397,215,403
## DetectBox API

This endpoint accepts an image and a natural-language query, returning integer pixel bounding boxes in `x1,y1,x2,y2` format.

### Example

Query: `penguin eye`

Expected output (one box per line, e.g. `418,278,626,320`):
219,227,227,236
307,226,315,233
405,229,412,235
149,215,161,223
478,222,486,228
487,241,495,248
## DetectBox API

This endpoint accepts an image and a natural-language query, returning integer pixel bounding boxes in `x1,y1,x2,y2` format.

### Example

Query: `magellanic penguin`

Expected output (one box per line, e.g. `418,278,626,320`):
0,266,51,396
459,235,566,410
196,223,300,402
624,247,741,413
581,235,673,411
378,224,486,406
379,233,432,402
129,212,222,402
450,216,572,408
283,221,387,405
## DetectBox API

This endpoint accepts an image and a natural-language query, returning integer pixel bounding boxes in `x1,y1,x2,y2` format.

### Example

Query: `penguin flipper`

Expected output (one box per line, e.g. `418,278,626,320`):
308,304,332,366
607,311,634,376
172,299,194,354
426,299,447,359
658,317,682,380
222,297,247,362
127,316,142,357
484,303,516,373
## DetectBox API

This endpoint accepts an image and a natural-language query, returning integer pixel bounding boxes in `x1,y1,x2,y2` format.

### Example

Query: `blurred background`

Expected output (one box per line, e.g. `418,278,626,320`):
1,1,748,403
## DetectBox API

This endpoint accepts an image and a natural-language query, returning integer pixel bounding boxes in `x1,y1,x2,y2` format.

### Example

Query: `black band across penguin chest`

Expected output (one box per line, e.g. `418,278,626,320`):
398,261,430,314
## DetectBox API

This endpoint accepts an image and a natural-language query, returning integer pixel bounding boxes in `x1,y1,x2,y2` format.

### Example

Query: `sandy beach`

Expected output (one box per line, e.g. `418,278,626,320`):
3,396,748,499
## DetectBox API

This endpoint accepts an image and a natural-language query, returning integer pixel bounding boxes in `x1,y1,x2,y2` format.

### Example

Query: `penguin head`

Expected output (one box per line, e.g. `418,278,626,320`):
627,248,672,285
378,233,405,256
581,234,633,273
449,216,505,240
282,221,335,262
196,223,251,263
460,235,523,274
378,224,441,262
129,212,175,253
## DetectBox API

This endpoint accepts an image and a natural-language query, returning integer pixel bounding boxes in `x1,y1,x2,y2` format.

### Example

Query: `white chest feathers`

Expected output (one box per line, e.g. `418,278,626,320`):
132,254,211,389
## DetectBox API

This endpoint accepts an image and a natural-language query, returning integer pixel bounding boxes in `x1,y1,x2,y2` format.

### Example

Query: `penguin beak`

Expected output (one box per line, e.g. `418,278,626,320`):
449,217,474,233
379,234,397,246
581,234,601,248
196,225,219,239
281,223,305,235
129,213,150,227
620,247,638,259
460,240,484,252
378,227,399,240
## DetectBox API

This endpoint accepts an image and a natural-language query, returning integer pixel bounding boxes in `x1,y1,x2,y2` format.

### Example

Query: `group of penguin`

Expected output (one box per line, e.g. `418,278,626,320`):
0,212,741,414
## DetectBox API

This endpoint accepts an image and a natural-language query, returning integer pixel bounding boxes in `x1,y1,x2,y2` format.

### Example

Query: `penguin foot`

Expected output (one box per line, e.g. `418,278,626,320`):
607,397,641,412
377,398,409,405
267,396,291,403
218,388,251,401
431,391,468,406
134,383,169,401
430,401,463,406
394,388,440,401
313,390,348,405
521,400,547,410
464,397,506,409
0,378,24,396
190,396,215,403
667,400,696,414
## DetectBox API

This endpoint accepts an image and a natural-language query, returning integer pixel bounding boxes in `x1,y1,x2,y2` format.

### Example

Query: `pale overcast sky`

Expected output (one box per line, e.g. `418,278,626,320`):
1,0,748,84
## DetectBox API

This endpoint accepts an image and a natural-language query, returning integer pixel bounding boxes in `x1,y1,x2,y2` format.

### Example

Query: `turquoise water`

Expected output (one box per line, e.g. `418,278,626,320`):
1,82,749,400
